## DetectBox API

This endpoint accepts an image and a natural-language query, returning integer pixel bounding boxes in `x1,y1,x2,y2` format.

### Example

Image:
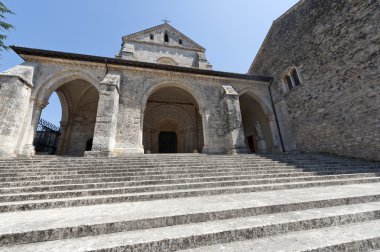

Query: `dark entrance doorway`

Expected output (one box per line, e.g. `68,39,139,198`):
247,135,256,153
159,131,177,153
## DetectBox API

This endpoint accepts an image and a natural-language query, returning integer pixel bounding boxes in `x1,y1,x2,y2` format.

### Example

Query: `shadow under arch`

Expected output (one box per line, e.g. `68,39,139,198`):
33,70,100,104
238,87,274,117
141,80,206,114
141,82,205,153
31,72,100,156
238,90,277,153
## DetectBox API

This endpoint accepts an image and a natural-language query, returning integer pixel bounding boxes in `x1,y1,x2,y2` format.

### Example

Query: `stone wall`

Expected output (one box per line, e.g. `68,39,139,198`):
250,0,380,160
0,54,279,157
66,102,98,156
127,42,198,68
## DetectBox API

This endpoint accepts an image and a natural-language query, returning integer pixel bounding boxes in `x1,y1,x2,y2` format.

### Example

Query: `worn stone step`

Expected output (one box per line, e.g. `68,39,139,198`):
185,221,380,252
1,173,377,194
0,168,378,189
1,173,379,202
1,167,379,182
1,166,379,183
2,170,376,189
1,177,380,212
0,170,354,187
2,202,379,251
0,164,333,176
0,156,375,166
0,183,379,246
0,158,376,166
4,163,377,173
2,163,378,173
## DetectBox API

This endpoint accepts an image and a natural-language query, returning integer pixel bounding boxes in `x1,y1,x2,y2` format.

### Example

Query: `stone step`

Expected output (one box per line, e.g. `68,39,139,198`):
0,156,376,166
0,163,378,174
1,174,379,202
0,157,376,165
1,173,376,194
1,177,380,212
2,201,379,251
1,170,375,188
0,183,379,246
1,166,379,182
184,221,380,252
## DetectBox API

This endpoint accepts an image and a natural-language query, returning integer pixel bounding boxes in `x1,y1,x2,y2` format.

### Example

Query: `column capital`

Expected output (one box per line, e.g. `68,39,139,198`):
222,84,239,97
100,71,121,90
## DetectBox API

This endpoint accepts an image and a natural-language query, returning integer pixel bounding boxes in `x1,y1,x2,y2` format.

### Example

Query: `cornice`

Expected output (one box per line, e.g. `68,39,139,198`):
15,47,271,87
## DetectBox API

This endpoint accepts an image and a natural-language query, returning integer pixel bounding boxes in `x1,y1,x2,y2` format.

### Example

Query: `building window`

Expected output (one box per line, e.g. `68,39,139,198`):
150,34,154,40
179,39,183,45
291,69,301,86
282,67,302,93
164,32,169,42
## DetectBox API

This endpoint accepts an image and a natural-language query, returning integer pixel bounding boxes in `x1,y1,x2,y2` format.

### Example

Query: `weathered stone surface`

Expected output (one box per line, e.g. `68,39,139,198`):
118,23,212,69
0,154,379,251
250,0,380,160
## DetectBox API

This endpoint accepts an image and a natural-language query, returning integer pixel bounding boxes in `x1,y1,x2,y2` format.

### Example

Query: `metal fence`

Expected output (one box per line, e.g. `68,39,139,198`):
33,119,61,154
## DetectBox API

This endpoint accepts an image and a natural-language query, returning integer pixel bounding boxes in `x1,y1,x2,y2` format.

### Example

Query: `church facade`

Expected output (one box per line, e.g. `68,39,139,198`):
0,24,293,158
0,0,378,160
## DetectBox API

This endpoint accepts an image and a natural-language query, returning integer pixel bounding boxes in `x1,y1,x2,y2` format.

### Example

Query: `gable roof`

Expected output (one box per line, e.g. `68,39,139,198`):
122,23,206,52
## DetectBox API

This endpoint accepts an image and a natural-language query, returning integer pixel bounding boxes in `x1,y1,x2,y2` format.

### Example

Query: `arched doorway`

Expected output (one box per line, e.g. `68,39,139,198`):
35,79,99,156
239,93,274,153
143,86,204,153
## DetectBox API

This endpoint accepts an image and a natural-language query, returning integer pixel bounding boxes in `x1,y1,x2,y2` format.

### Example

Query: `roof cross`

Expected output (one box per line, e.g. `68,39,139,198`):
161,18,171,24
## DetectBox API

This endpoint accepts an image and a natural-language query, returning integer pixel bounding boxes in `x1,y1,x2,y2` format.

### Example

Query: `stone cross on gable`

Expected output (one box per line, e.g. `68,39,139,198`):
161,18,171,24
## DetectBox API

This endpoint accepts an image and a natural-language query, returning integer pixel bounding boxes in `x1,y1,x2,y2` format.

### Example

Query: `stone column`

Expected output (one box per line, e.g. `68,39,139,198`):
267,115,282,153
18,99,47,156
56,121,68,155
201,110,210,153
222,84,250,154
85,71,121,157
145,129,154,154
193,128,198,153
0,63,36,158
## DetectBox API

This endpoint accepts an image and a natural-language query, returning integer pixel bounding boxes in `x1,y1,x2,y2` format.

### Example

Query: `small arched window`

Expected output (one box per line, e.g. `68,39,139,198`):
150,34,154,40
164,32,169,42
291,69,301,86
285,76,293,90
282,67,302,94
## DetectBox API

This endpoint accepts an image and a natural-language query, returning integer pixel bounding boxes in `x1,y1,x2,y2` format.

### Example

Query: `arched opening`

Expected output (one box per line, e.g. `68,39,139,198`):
143,86,204,154
156,57,178,66
34,79,99,156
239,94,274,153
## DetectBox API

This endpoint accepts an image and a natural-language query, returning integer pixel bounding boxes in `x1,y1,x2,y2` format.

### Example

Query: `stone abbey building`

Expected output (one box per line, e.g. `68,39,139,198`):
0,0,378,160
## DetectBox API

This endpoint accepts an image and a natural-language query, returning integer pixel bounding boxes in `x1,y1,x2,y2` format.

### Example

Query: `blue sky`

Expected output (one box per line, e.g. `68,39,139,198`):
1,0,299,126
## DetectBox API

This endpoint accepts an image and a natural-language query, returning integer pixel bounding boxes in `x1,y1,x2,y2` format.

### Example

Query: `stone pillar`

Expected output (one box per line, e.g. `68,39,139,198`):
85,71,121,157
145,129,154,154
0,63,36,158
193,128,198,153
222,84,249,154
56,121,68,155
201,110,210,153
268,115,282,153
19,99,47,156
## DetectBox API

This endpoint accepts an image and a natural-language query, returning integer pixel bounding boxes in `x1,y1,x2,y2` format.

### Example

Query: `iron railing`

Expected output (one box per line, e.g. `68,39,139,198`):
33,119,61,154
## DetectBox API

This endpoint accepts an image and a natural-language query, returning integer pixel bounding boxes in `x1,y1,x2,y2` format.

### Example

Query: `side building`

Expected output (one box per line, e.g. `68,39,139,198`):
250,0,380,160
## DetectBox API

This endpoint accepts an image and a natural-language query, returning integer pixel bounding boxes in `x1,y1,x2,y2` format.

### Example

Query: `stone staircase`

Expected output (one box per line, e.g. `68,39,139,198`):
0,153,379,251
